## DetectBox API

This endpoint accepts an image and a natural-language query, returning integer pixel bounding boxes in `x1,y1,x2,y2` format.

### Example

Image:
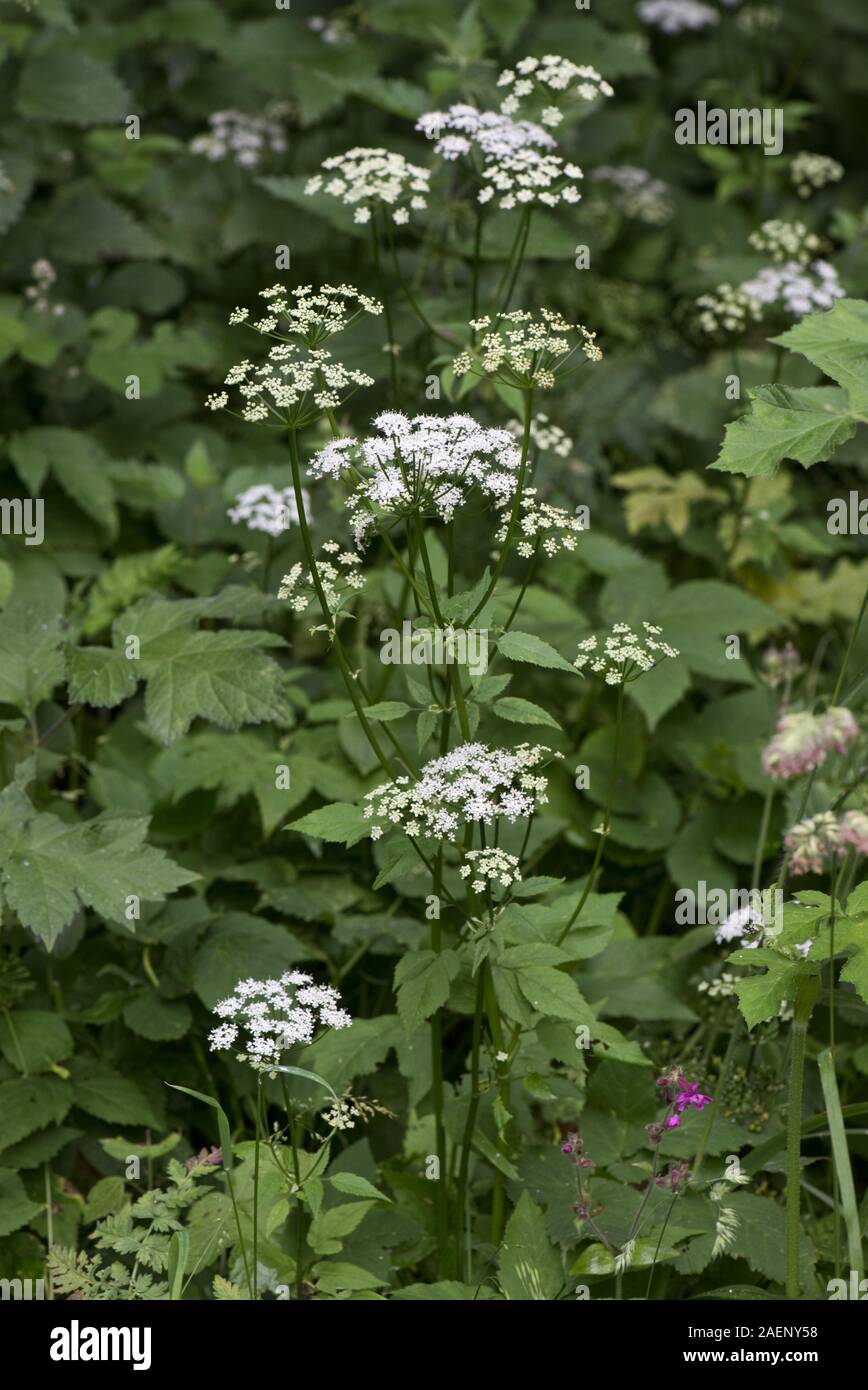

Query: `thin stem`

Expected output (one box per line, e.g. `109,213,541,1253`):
253,1077,262,1301
786,975,818,1299
556,680,626,946
467,388,534,625
456,965,486,1279
371,212,398,401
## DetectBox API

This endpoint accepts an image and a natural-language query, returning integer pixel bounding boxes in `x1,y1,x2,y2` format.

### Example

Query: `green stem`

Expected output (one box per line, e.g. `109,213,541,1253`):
456,964,486,1278
556,680,626,946
253,1077,262,1301
751,781,775,892
483,963,509,1245
371,212,398,401
786,975,818,1299
466,387,534,625
499,208,532,313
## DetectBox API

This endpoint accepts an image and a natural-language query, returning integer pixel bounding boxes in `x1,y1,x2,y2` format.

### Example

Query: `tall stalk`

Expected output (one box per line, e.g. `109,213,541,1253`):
786,975,818,1298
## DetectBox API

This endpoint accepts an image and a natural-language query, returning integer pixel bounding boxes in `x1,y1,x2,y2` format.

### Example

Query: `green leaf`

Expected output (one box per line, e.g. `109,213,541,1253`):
307,1200,376,1256
772,298,868,412
0,1076,71,1155
0,1167,42,1237
8,428,117,532
710,384,855,477
0,786,197,949
0,1010,73,1074
362,701,410,721
70,1059,161,1128
165,1085,234,1171
192,914,308,1008
288,802,368,846
394,949,460,1031
66,646,138,709
16,41,130,125
122,993,192,1042
492,696,562,730
0,607,65,714
328,1173,391,1202
498,1192,563,1299
733,961,800,1030
512,964,590,1022
497,630,577,674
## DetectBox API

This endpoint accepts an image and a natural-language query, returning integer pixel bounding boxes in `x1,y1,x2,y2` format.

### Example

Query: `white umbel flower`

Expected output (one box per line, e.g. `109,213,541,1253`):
496,55,614,121
307,412,522,546
190,108,288,168
573,622,679,684
455,308,602,389
228,483,309,537
416,105,583,210
495,488,585,558
208,972,352,1072
637,0,719,33
363,742,563,842
304,147,430,224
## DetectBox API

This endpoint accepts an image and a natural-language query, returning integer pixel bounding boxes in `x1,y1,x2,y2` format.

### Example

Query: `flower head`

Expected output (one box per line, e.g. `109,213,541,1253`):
762,706,858,781
591,165,673,224
416,105,582,210
839,809,868,857
190,107,287,168
790,152,844,199
573,622,679,685
455,308,601,389
496,55,614,123
228,484,307,537
784,811,842,877
277,539,365,625
209,972,352,1072
495,488,585,558
307,412,522,546
229,283,382,345
637,0,719,33
363,742,562,842
459,847,522,894
304,147,430,224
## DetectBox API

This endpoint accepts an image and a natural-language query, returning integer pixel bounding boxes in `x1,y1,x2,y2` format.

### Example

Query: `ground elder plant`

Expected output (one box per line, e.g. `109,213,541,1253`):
0,0,865,1314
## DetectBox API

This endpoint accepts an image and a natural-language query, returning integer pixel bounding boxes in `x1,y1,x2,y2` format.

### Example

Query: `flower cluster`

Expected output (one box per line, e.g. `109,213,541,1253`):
416,106,582,210
762,705,858,781
208,973,352,1072
496,55,613,126
655,1072,713,1130
521,412,573,457
228,283,382,343
307,412,521,546
695,283,762,337
277,540,364,622
790,152,844,199
784,808,868,877
228,484,307,537
591,165,673,224
748,219,822,266
304,147,430,225
714,902,765,946
698,971,738,1000
637,0,719,33
760,642,803,691
455,309,602,389
496,488,585,558
740,261,844,318
363,742,561,842
25,258,65,317
460,847,522,893
784,811,841,877
573,622,679,684
190,108,288,168
206,343,374,425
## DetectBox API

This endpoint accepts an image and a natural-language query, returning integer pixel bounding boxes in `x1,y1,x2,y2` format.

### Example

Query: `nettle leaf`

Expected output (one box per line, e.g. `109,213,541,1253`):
772,298,868,413
192,913,308,1008
0,784,197,949
498,1192,563,1300
394,949,460,1031
711,384,855,477
497,630,577,674
67,646,138,709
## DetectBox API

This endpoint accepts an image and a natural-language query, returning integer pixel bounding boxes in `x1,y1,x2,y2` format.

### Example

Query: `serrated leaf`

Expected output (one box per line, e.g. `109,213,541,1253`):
67,646,138,709
772,298,868,412
394,949,459,1031
492,696,562,730
288,802,368,846
498,1192,562,1299
497,630,577,674
710,384,855,477
70,1058,160,1127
